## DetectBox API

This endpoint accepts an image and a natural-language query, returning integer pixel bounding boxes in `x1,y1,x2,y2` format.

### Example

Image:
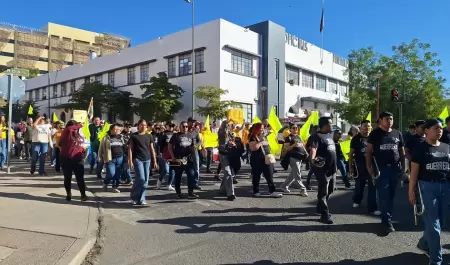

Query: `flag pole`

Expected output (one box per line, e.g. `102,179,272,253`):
320,0,324,64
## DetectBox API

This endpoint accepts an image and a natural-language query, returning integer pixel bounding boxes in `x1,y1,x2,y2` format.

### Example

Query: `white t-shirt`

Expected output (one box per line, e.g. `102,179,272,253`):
32,124,52,143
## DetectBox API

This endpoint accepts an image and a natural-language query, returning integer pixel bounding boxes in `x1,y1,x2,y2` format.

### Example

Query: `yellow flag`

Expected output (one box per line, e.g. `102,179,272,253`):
340,139,351,161
204,115,211,134
82,119,90,140
204,133,218,148
310,111,319,126
52,112,58,122
268,106,282,132
366,111,372,124
439,107,448,121
252,116,262,124
300,118,312,142
28,105,33,115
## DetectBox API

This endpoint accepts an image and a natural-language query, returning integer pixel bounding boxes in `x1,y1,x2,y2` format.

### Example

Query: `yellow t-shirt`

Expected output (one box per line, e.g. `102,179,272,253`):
0,125,14,139
242,129,249,145
54,129,62,148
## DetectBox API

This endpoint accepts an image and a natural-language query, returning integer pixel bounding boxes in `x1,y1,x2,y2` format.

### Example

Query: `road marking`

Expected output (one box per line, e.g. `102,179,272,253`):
194,200,210,207
0,246,16,261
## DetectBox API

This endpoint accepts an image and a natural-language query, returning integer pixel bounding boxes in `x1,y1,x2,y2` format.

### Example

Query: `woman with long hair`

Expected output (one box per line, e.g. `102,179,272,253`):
59,120,88,201
129,119,157,205
99,124,126,193
248,122,282,198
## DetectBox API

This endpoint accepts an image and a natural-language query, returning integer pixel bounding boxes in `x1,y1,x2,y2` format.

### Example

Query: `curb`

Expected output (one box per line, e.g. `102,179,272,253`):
55,191,99,265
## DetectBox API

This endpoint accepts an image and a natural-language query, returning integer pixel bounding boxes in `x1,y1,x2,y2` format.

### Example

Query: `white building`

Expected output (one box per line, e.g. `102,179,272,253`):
23,19,350,130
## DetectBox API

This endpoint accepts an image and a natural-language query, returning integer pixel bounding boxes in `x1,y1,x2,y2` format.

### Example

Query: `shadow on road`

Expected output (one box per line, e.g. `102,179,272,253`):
217,252,437,265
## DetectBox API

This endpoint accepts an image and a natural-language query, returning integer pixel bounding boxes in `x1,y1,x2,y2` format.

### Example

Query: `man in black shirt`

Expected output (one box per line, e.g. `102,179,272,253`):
409,119,450,265
168,121,198,199
366,111,406,234
309,117,337,224
439,116,450,145
350,120,379,215
157,124,175,191
405,120,425,179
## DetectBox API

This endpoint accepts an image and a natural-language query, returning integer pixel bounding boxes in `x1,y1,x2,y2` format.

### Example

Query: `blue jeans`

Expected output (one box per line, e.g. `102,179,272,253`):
337,159,350,187
417,180,450,265
376,166,399,223
121,155,133,182
30,142,49,175
0,139,7,167
130,159,150,203
158,157,174,185
89,151,104,175
104,156,124,188
193,151,200,185
50,147,56,166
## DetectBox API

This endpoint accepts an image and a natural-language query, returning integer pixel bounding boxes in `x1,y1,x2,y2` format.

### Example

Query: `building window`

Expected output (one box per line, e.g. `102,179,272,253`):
286,67,299,85
140,64,149,82
70,81,76,93
95,75,102,83
42,88,47,100
52,85,57,98
168,57,176,77
239,103,253,123
34,89,40,101
127,67,135,84
195,50,204,73
28,91,32,101
179,53,192,76
316,74,327,92
84,77,90,84
108,72,115,86
340,82,349,96
61,83,67,97
302,70,313,88
329,79,338,94
231,52,253,76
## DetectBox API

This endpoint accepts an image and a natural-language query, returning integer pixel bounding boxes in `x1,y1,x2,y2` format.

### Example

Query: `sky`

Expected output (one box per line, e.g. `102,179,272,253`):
2,0,449,85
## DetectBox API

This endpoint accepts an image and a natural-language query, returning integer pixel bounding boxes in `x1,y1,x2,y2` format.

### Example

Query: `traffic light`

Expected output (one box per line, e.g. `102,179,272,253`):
391,89,399,102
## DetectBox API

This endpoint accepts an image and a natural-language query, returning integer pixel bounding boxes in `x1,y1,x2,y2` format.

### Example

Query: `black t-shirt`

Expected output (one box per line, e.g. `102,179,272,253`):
412,141,450,181
110,134,124,158
159,131,173,152
249,135,271,163
368,128,404,165
130,133,154,161
169,132,194,159
152,132,160,154
284,134,305,154
350,133,368,166
440,129,450,145
310,132,337,173
405,134,425,154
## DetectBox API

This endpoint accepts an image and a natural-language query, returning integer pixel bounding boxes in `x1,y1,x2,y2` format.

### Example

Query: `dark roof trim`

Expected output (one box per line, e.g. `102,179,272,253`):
223,45,261,57
163,47,206,59
302,96,336,104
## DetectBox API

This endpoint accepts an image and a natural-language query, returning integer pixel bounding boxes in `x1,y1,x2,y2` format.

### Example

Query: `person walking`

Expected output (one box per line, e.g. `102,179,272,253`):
30,116,53,176
99,124,126,193
23,118,33,162
129,120,158,205
59,120,88,201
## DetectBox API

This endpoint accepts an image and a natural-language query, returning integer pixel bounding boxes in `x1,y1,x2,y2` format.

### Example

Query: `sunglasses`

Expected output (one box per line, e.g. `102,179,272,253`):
182,125,188,128
291,127,298,129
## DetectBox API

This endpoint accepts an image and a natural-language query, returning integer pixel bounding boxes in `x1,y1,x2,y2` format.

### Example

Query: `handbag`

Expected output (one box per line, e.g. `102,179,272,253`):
258,137,276,165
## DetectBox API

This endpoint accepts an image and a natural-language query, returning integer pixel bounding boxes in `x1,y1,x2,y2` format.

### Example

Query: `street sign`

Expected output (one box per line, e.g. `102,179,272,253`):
3,68,29,77
0,75,25,101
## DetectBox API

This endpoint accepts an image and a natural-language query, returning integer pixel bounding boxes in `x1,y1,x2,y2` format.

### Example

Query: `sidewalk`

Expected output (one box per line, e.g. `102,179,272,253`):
0,161,98,265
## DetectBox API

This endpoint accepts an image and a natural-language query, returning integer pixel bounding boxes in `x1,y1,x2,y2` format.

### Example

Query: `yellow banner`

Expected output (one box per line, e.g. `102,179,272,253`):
73,110,88,123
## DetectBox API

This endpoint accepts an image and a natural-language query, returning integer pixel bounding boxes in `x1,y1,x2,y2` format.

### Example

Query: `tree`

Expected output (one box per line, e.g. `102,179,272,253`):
194,86,242,120
135,72,184,122
68,81,133,120
28,68,40,78
333,39,448,128
107,91,137,123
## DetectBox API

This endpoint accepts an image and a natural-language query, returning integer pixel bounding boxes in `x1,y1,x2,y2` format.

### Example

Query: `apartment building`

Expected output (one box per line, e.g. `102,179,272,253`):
0,22,130,76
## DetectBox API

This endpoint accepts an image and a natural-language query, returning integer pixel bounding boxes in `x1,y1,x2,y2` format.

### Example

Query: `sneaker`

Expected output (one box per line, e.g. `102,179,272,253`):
320,214,334,224
66,195,71,201
167,185,175,191
176,193,183,199
372,210,381,216
156,179,162,189
81,195,89,201
416,243,430,258
253,192,262,197
299,191,309,197
269,192,283,198
140,200,147,205
353,203,360,208
112,188,120,193
194,186,202,191
305,185,312,191
188,193,199,199
280,187,291,193
384,222,395,234
227,195,236,201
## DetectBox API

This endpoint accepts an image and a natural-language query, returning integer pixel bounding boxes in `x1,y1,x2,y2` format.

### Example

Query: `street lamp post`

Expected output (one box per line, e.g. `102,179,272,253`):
260,86,267,119
185,0,195,118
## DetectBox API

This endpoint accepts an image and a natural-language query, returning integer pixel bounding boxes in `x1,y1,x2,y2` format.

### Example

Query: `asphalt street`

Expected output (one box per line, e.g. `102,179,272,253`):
78,162,450,265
